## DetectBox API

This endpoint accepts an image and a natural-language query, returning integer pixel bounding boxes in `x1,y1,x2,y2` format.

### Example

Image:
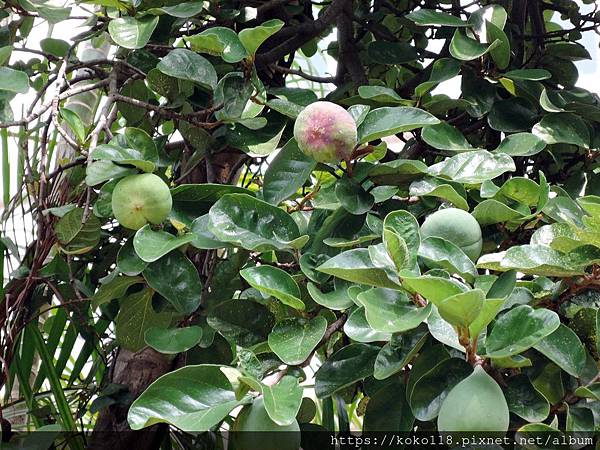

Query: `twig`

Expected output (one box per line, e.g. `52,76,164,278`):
270,65,336,83
0,79,110,129
83,72,117,220
111,94,222,129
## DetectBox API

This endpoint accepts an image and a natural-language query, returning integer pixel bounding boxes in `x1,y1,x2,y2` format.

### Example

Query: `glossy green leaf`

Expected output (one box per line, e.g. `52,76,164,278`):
240,265,304,310
487,21,510,69
143,251,202,314
382,210,419,271
159,2,204,18
488,97,537,132
358,86,407,104
401,275,468,305
185,27,248,63
314,344,379,398
450,29,498,61
85,160,137,186
157,49,217,91
415,58,461,97
108,16,159,49
409,177,469,210
533,324,586,377
54,207,101,254
364,381,414,432
262,376,303,426
472,199,525,226
358,288,432,333
128,365,244,431
407,344,451,400
306,283,354,311
117,238,148,275
532,113,590,147
208,194,305,252
384,210,420,254
0,46,13,65
91,275,143,309
357,107,440,143
494,133,546,156
478,244,600,277
374,325,428,380
418,237,477,282
190,215,230,249
406,9,467,27
238,19,284,56
383,228,410,272
428,150,516,183
0,67,30,94
369,159,428,186
263,139,316,205
574,383,600,401
133,226,195,263
335,178,374,215
502,69,552,81
469,297,506,338
436,289,485,328
367,41,418,65
485,305,560,358
144,326,203,354
344,307,392,343
505,374,549,422
566,405,594,435
317,249,401,289
115,289,171,352
91,144,155,173
171,184,252,202
409,358,472,421
60,108,86,144
421,121,474,152
427,306,463,351
437,365,509,432
207,299,274,347
268,316,327,365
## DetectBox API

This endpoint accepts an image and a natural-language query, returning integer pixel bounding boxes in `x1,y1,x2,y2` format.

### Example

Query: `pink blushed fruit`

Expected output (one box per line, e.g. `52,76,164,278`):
293,101,357,163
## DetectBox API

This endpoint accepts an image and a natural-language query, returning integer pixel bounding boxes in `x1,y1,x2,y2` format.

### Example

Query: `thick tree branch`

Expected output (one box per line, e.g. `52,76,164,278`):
255,0,347,67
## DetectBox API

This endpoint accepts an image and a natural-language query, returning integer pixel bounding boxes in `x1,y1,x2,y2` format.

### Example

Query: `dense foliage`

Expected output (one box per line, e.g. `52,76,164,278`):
1,0,600,448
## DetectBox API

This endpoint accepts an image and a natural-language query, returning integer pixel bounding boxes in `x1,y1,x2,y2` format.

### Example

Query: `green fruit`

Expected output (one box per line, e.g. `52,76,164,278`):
111,174,172,230
293,101,357,163
232,398,300,450
420,208,482,261
438,366,509,432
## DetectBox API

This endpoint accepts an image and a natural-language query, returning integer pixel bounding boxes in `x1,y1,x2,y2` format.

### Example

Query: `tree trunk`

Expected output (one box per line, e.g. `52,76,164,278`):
88,348,171,449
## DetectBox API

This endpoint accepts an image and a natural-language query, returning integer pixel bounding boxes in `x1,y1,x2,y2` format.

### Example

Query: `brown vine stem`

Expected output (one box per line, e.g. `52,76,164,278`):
82,71,117,221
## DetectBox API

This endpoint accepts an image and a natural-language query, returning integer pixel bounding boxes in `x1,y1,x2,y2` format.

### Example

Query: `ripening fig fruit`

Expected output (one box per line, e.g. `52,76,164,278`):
420,208,483,261
437,366,509,432
232,398,301,450
293,101,357,163
111,173,172,230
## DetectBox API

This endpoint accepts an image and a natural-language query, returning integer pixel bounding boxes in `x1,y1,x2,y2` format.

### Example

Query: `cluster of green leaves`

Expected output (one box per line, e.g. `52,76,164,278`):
2,0,600,445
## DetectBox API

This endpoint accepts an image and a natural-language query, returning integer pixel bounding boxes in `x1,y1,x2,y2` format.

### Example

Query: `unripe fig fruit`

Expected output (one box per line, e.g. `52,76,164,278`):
232,397,301,450
438,365,509,432
420,208,482,261
111,173,172,230
293,101,357,163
